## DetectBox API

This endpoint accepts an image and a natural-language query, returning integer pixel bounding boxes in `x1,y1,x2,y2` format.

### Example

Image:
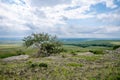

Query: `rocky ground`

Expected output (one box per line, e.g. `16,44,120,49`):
0,48,120,80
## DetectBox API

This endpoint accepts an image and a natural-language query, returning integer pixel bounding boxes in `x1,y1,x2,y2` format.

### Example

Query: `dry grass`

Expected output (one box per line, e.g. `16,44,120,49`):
0,52,120,80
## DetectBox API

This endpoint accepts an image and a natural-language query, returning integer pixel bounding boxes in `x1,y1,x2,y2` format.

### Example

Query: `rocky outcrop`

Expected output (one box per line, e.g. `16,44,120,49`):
2,55,29,62
105,47,120,54
114,47,120,54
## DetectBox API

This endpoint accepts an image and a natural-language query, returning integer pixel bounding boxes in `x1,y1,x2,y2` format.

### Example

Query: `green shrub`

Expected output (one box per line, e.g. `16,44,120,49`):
70,52,77,56
61,54,66,58
113,45,120,50
39,63,48,68
23,33,63,57
30,63,38,68
89,50,104,54
16,49,25,55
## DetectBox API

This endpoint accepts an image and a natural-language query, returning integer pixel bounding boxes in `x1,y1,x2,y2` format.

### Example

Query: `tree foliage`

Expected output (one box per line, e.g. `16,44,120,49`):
23,33,63,57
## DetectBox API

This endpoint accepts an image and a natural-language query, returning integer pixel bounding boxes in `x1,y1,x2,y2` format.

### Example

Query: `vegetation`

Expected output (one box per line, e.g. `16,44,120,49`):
89,50,104,54
0,50,119,80
23,33,63,57
113,45,120,50
66,63,83,67
0,39,120,80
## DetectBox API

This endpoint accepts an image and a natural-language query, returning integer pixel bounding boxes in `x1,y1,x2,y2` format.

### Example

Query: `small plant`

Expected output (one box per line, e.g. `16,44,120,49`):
70,51,75,54
39,63,48,68
61,54,66,58
69,50,77,56
30,63,38,68
16,49,25,55
89,50,104,54
71,52,77,56
113,45,120,50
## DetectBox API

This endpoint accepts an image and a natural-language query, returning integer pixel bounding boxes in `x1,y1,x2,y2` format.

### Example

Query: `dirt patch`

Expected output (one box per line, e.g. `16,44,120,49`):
2,55,29,62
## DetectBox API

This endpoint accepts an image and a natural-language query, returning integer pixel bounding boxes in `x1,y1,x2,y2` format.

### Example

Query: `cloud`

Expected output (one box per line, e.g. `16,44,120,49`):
97,8,120,22
29,0,71,7
94,26,120,34
0,0,120,38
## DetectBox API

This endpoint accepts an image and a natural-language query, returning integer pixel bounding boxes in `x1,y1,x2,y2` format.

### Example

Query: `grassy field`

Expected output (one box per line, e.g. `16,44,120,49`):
0,40,119,58
0,43,38,58
0,40,120,80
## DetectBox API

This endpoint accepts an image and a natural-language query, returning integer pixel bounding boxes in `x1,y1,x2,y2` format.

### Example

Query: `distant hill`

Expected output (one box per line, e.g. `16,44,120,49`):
0,37,120,44
0,37,22,44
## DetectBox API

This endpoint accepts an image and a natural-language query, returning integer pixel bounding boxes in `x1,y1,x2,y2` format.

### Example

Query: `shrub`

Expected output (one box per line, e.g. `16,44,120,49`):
23,33,63,57
89,50,104,54
16,49,25,55
61,54,66,58
113,45,120,50
70,51,77,56
39,63,48,68
30,63,38,68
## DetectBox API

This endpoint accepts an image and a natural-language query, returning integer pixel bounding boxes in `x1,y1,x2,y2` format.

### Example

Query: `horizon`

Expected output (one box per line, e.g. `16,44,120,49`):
0,0,120,38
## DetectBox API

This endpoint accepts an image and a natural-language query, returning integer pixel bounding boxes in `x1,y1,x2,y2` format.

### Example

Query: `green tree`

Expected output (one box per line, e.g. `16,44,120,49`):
23,33,63,57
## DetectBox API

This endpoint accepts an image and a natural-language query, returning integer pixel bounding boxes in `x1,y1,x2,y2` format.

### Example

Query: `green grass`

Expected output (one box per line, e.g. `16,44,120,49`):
62,45,112,54
73,55,102,61
66,62,83,67
0,44,37,58
0,52,119,80
0,42,112,59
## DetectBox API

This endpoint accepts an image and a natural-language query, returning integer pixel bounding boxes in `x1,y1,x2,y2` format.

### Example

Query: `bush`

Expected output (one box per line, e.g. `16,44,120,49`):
23,33,63,57
39,63,48,68
30,63,38,68
70,51,77,56
16,49,25,55
61,54,66,58
30,62,48,68
113,45,120,50
89,50,104,54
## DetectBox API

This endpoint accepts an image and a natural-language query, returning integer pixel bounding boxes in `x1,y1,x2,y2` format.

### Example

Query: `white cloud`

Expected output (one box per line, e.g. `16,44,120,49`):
29,0,71,7
0,0,119,38
104,0,117,8
96,8,120,22
94,26,120,34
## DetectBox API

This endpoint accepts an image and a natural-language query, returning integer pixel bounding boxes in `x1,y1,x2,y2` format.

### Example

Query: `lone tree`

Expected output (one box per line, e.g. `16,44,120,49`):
23,33,63,57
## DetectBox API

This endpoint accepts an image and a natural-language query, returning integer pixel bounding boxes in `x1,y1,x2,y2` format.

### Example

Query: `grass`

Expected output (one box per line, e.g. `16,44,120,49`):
66,62,83,67
0,44,38,58
0,44,103,59
62,45,111,53
73,55,102,61
0,52,119,80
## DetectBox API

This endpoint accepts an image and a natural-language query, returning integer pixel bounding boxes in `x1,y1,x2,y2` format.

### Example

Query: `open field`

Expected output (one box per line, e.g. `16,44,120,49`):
0,43,37,58
0,40,120,80
0,40,120,59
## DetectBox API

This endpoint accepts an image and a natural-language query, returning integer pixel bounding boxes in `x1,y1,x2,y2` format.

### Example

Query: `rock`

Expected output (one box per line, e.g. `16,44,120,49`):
78,52,94,56
114,48,120,54
2,55,29,62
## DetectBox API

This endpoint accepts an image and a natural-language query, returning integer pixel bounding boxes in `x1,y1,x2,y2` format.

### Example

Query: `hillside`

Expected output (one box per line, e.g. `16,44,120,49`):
0,39,120,80
0,48,120,80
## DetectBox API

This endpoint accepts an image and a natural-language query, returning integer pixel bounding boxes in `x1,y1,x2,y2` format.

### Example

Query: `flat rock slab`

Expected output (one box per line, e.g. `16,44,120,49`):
78,52,94,56
2,55,29,62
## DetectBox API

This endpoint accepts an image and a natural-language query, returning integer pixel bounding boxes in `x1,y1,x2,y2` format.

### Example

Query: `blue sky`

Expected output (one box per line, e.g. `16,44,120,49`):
0,0,120,38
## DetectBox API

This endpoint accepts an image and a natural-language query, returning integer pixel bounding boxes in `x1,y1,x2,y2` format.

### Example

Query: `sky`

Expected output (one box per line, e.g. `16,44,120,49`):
0,0,120,38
